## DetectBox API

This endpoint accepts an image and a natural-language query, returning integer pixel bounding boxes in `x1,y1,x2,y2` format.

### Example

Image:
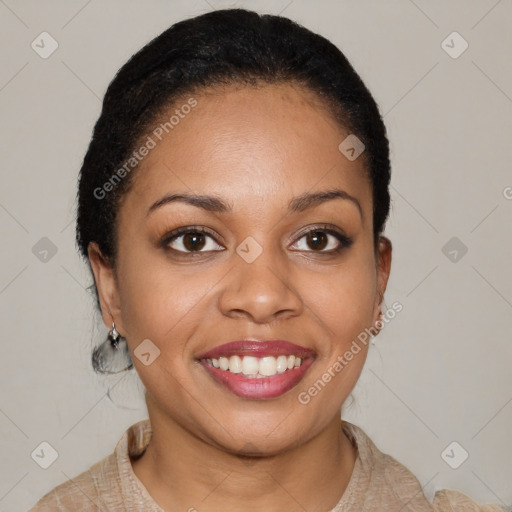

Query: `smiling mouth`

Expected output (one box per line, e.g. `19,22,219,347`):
196,340,315,399
202,354,305,378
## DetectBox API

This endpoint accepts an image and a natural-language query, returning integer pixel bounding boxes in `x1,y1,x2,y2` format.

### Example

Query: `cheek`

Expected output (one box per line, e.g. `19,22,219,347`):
116,256,213,403
116,249,220,351
295,260,375,419
303,257,376,349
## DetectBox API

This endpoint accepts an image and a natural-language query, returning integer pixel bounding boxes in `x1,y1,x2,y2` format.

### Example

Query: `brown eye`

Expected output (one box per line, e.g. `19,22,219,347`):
164,228,224,254
306,231,328,251
290,226,353,253
182,232,206,251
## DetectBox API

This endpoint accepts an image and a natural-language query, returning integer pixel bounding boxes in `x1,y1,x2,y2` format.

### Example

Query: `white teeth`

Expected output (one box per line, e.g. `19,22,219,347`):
259,356,277,376
229,355,242,373
276,355,288,374
241,356,259,375
208,354,305,377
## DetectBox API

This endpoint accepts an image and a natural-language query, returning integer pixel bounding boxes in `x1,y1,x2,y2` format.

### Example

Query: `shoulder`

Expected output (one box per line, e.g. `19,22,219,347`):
29,418,152,511
342,421,433,507
432,489,509,512
28,452,122,511
341,421,508,511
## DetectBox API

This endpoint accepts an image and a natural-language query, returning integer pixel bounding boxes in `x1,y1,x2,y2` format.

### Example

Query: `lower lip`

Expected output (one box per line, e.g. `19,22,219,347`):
200,358,314,399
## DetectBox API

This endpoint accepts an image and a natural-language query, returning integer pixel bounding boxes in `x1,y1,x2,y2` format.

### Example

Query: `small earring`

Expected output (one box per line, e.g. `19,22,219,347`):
92,321,133,374
109,322,120,348
371,309,383,344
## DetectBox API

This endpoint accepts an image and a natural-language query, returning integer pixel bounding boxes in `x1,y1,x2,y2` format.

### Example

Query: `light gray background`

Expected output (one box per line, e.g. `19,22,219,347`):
1,1,511,510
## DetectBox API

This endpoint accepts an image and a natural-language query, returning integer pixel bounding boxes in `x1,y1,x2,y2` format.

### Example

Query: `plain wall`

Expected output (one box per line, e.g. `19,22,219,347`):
0,1,511,510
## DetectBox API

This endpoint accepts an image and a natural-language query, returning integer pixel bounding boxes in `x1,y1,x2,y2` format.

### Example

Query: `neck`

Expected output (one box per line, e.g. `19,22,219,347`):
132,397,357,512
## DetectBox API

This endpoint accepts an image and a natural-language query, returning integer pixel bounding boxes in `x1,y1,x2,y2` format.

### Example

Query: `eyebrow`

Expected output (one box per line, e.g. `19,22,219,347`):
147,188,363,220
289,189,363,220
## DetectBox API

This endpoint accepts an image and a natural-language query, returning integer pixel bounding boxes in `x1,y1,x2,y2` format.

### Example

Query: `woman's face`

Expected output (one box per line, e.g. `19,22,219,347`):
90,82,391,454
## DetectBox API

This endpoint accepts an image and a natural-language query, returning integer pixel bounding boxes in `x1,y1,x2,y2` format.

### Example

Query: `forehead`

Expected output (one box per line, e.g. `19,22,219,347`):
124,82,372,220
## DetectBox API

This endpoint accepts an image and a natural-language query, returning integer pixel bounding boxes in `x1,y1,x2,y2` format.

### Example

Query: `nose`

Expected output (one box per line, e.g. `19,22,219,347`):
218,244,304,324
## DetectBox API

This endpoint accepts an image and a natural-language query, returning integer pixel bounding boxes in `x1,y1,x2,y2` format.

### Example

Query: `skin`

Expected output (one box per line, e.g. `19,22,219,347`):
89,82,392,512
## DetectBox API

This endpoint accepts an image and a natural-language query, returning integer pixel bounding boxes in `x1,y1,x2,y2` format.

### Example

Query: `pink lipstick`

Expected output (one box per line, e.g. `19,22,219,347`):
197,340,315,399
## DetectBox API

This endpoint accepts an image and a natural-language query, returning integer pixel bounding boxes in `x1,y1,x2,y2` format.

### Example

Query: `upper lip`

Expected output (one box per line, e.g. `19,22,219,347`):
197,340,315,360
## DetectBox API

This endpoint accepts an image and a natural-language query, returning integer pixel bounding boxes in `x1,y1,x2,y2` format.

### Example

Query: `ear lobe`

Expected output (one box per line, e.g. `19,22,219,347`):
374,236,392,315
87,242,123,331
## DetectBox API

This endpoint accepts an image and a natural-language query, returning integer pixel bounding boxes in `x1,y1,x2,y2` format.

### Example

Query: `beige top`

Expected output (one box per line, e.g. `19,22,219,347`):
29,418,507,511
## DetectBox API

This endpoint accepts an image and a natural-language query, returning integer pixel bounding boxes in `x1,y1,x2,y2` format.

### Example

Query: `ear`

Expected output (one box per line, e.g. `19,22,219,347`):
88,242,124,333
372,236,392,325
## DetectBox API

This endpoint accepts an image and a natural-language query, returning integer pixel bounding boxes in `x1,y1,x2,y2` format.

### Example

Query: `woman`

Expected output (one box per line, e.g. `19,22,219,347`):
30,8,507,512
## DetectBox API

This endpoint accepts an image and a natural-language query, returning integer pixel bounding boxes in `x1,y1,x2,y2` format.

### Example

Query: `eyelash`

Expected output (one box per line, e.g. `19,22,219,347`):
160,224,353,256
